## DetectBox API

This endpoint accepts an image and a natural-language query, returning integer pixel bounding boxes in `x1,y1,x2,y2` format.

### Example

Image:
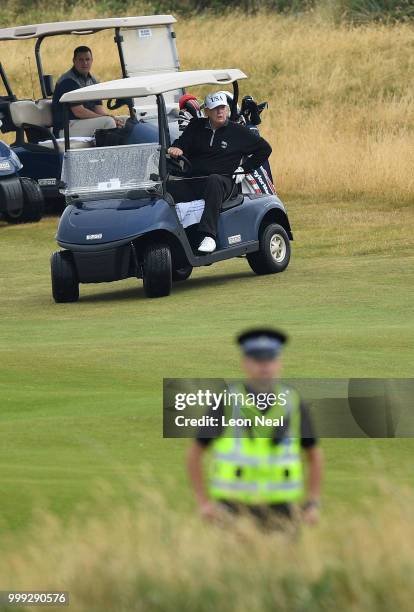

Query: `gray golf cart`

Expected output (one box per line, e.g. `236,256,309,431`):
52,69,293,302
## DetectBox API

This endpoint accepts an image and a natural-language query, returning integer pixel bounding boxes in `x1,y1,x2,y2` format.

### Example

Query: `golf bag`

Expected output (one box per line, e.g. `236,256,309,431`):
239,96,275,195
178,94,203,132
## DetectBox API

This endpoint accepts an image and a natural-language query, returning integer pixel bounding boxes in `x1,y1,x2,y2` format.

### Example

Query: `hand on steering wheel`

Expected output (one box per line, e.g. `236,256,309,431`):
166,152,192,175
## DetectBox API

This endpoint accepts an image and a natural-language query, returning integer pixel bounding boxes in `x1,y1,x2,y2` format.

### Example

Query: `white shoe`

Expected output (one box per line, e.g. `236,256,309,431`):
198,237,216,253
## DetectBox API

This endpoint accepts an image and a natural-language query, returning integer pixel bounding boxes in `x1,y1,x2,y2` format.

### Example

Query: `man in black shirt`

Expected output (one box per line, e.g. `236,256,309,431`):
187,328,323,529
167,91,272,253
52,46,121,138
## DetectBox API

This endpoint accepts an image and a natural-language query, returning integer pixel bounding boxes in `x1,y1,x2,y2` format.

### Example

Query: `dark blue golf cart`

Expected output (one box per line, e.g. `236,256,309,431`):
51,69,293,301
0,121,44,224
0,16,180,208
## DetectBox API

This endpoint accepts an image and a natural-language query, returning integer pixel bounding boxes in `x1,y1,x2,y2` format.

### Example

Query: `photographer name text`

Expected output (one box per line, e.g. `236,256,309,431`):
175,414,285,428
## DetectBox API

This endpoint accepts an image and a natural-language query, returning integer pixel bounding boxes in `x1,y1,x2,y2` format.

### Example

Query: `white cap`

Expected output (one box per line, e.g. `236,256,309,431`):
204,91,228,110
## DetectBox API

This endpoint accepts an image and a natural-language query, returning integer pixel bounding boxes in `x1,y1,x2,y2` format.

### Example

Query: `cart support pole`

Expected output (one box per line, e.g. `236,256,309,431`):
63,105,70,151
35,36,47,99
231,81,239,121
157,94,169,196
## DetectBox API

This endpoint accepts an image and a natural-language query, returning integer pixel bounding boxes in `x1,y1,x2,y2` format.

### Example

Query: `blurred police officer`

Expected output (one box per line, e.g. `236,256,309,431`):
187,328,323,528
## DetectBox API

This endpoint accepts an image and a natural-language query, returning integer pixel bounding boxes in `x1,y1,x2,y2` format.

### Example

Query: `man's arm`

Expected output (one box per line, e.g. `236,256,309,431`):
302,445,323,524
55,79,99,119
93,103,106,116
305,445,323,501
187,440,221,520
187,441,209,506
71,104,104,119
94,103,124,126
168,119,197,158
299,400,323,523
238,127,272,174
71,103,123,127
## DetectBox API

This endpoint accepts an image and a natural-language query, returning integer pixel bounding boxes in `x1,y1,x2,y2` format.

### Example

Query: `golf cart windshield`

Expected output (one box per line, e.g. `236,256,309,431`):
61,142,160,199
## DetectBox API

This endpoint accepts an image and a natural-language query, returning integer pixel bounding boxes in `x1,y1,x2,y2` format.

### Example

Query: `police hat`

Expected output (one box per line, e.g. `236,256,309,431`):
237,328,288,361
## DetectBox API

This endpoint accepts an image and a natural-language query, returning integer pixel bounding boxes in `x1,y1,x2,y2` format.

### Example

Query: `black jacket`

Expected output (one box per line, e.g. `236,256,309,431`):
52,67,101,133
172,118,272,177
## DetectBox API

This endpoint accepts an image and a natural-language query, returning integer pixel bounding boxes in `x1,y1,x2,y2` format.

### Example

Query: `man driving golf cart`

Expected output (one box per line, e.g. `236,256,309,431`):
52,46,123,138
167,91,271,253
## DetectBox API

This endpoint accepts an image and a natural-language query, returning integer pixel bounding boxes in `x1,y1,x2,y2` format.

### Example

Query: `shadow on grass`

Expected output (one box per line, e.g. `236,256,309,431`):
79,269,255,303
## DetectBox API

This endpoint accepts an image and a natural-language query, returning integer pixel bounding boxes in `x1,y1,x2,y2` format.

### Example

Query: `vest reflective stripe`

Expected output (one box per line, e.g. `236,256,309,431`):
211,479,302,493
209,383,304,504
211,479,259,492
265,481,302,491
213,452,300,465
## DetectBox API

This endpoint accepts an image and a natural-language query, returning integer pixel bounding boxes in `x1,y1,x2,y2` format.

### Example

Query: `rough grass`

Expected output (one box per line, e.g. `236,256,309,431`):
1,483,414,612
1,8,414,608
1,11,414,202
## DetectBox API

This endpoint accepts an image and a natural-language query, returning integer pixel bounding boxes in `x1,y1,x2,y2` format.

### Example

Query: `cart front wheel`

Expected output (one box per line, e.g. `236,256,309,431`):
143,243,172,298
51,251,79,303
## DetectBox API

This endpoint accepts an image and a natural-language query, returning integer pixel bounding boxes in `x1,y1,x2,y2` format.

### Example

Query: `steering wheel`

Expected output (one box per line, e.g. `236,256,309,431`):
106,97,132,111
166,153,192,175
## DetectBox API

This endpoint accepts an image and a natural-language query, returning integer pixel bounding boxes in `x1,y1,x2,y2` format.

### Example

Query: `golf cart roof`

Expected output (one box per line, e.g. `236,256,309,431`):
0,15,176,41
60,69,247,103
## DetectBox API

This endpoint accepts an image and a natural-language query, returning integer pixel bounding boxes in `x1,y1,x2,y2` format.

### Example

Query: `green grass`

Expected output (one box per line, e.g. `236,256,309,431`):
1,196,414,534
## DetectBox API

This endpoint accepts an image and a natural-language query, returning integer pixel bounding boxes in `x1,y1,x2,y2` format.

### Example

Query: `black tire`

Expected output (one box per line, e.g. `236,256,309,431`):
172,265,193,282
19,178,44,222
143,243,172,298
51,251,79,303
0,176,24,223
2,177,44,224
247,223,291,275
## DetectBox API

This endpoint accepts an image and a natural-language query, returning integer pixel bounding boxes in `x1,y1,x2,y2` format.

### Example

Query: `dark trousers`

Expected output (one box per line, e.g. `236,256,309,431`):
167,174,233,238
219,501,296,532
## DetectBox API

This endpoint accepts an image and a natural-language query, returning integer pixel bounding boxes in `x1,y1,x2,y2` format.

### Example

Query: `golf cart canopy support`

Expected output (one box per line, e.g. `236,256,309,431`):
60,69,247,103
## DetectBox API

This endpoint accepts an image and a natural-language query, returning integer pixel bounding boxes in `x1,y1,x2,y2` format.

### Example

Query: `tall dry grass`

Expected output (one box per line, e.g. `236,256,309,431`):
1,10,414,203
0,484,413,612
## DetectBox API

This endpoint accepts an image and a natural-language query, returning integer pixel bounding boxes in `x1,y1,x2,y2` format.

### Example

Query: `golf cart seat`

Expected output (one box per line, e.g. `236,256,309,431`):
220,182,243,211
9,100,93,151
176,183,244,228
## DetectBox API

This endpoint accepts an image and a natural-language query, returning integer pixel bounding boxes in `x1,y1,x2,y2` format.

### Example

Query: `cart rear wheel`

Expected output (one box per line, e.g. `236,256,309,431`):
172,265,193,282
1,177,43,224
247,223,291,275
143,243,172,298
0,176,24,223
19,178,44,223
51,251,79,303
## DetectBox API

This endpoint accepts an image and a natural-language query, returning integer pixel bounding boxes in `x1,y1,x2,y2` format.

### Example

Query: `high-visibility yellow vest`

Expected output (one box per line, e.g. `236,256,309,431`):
209,384,304,504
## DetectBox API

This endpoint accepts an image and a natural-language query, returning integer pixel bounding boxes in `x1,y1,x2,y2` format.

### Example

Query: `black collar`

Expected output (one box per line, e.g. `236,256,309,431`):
71,66,91,80
205,118,229,131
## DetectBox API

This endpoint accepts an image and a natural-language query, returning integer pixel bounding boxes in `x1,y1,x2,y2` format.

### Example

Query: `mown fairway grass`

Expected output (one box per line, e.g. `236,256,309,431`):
0,15,414,600
1,193,413,533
